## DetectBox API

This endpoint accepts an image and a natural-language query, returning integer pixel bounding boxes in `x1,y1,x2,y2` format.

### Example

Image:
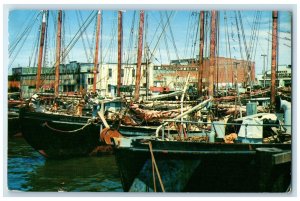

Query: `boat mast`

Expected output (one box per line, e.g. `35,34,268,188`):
208,10,216,97
271,11,278,106
36,10,47,92
54,10,62,97
93,10,101,93
117,11,123,97
234,62,240,118
134,10,145,102
198,11,205,96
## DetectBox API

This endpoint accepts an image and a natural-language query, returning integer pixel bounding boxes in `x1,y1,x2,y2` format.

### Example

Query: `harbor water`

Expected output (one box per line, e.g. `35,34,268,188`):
7,136,123,192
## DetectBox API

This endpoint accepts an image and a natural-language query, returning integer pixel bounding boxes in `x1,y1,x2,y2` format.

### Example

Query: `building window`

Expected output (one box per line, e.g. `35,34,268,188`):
109,69,112,78
63,85,74,92
121,69,124,77
132,69,135,77
88,78,94,85
143,69,146,77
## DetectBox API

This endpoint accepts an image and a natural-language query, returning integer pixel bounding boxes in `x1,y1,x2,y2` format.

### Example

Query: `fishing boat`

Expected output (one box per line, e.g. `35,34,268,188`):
112,97,291,192
112,98,292,192
18,10,113,158
8,92,23,137
19,88,201,158
111,10,292,193
16,9,292,165
112,136,291,192
18,10,196,158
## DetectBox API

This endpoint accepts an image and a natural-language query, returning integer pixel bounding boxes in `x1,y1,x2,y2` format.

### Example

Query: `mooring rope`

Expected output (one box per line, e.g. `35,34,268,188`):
42,120,92,133
148,141,165,192
152,152,157,192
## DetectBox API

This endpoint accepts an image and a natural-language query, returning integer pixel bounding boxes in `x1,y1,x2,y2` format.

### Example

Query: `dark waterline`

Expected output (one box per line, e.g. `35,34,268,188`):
7,137,123,192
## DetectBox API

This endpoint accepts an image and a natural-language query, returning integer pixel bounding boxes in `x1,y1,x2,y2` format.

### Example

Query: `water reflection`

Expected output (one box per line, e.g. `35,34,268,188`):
7,137,123,192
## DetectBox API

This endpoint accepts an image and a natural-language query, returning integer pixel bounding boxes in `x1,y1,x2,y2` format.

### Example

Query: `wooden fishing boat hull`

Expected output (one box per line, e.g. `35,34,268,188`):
19,106,108,158
113,139,291,192
8,99,23,137
8,112,21,137
19,107,159,158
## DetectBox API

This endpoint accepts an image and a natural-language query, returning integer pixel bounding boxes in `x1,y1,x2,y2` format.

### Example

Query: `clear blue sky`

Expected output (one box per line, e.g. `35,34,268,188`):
8,10,292,76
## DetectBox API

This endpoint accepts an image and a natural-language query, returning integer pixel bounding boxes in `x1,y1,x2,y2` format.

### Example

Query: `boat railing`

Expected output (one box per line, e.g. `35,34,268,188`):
157,119,291,140
154,98,213,137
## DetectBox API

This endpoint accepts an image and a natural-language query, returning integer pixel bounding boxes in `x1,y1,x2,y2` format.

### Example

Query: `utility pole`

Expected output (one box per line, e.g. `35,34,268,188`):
134,10,145,102
93,10,101,93
198,11,205,96
271,11,278,106
208,10,216,97
117,11,123,97
261,54,267,88
36,10,47,92
54,10,62,97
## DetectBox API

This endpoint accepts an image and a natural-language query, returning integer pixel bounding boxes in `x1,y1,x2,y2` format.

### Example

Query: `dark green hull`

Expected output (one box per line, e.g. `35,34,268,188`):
114,139,291,192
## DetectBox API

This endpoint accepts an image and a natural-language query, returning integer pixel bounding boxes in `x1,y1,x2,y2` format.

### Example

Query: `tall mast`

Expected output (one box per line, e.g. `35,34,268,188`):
198,11,205,96
134,11,145,102
208,10,216,97
117,11,123,97
261,54,267,87
54,10,62,97
271,11,278,106
93,10,101,93
36,10,47,91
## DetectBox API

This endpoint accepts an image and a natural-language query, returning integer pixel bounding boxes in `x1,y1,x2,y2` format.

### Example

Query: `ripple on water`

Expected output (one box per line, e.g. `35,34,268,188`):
7,137,123,192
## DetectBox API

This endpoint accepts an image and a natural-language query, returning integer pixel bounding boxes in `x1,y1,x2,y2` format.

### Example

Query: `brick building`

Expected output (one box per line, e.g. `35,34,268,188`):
152,57,255,90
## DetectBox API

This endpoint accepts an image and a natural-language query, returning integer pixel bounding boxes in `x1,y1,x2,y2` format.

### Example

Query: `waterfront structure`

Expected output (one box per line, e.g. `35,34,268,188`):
11,61,154,99
13,59,293,99
8,68,21,92
256,65,291,88
11,56,256,99
152,57,255,91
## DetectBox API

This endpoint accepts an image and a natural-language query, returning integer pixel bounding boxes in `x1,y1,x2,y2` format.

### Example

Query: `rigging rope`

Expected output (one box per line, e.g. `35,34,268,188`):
124,11,137,86
183,12,192,59
29,24,40,67
39,11,98,88
204,11,210,58
79,11,94,61
164,11,180,61
234,11,246,86
43,11,50,67
9,13,41,69
224,11,233,87
216,11,220,92
187,12,198,59
148,12,164,50
148,11,174,63
9,11,41,55
76,11,90,62
191,12,199,60
159,12,171,63
61,11,66,65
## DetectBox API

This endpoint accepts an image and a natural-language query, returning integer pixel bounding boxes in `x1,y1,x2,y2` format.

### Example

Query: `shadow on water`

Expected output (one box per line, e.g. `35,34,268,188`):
7,137,123,192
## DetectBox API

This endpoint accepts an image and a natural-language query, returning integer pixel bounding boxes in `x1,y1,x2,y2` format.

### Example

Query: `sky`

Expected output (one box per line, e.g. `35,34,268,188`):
7,9,292,76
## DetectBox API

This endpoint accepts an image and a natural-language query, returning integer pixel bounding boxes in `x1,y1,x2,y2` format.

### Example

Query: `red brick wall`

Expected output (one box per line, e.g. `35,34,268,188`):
153,57,255,86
